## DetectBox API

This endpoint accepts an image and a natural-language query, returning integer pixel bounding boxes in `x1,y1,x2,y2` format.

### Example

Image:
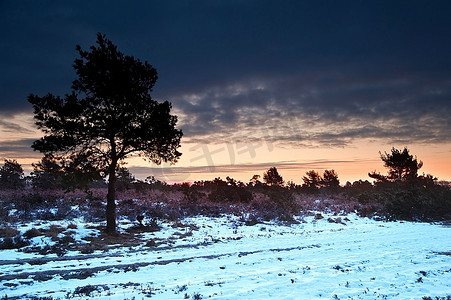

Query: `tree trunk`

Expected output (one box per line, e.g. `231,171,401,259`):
106,159,117,233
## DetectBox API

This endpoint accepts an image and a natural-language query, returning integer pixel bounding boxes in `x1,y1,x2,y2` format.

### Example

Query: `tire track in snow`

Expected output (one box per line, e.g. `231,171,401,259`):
0,241,215,267
0,244,320,282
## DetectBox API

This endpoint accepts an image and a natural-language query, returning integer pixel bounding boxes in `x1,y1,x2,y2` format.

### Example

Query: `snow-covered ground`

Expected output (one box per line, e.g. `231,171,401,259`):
1,213,450,299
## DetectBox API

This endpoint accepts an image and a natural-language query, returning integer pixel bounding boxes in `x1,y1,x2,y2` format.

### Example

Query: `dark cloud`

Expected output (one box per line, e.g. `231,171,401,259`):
0,138,39,159
0,119,33,134
1,1,451,147
172,69,451,146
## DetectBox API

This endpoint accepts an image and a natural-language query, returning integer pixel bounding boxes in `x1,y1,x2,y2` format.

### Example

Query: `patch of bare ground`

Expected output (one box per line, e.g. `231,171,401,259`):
80,230,145,252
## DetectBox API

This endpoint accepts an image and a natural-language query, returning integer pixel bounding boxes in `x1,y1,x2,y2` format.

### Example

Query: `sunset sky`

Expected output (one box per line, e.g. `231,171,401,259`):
1,1,450,184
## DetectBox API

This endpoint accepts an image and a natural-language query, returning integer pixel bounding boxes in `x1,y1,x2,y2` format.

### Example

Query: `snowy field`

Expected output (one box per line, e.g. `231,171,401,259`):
1,213,450,299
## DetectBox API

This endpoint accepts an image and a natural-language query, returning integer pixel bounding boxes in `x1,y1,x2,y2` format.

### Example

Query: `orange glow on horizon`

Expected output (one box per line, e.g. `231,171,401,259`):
1,113,450,184
127,140,451,184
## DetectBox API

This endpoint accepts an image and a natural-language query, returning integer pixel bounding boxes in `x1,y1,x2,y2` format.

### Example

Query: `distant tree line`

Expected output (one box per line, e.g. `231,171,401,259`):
1,150,450,222
0,147,448,192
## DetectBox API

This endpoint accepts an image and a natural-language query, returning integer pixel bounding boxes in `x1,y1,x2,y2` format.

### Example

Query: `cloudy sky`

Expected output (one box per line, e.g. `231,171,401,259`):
1,1,450,183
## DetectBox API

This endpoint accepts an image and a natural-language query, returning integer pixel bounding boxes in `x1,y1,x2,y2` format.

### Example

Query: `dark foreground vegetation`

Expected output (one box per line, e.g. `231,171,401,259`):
0,148,449,244
1,183,450,300
0,174,450,229
1,147,450,231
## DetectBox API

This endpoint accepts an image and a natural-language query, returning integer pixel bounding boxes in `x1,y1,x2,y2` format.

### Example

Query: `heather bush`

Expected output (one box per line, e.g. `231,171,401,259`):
72,284,105,297
0,176,449,227
246,188,298,221
0,189,88,222
67,223,78,230
179,183,204,203
35,243,67,257
145,200,183,221
0,235,29,249
60,234,76,245
82,205,104,222
236,187,253,203
250,194,281,221
386,184,451,221
343,180,373,197
351,182,451,221
0,226,20,238
42,225,66,241
266,186,295,209
0,204,12,224
208,185,253,203
23,227,43,239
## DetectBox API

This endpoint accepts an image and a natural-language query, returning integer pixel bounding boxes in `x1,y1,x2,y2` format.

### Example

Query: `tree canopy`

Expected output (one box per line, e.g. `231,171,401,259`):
0,159,25,190
263,167,284,186
302,170,322,190
322,169,340,189
28,33,183,232
369,147,423,183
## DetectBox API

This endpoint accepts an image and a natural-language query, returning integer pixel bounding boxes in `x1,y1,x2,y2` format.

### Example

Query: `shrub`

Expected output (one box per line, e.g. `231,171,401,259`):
0,226,20,238
44,225,65,241
35,243,67,257
208,186,253,203
0,159,25,190
61,234,76,245
67,223,78,230
0,236,30,249
23,228,43,239
352,182,451,221
179,183,203,203
79,244,95,254
249,191,294,222
266,186,297,214
72,285,104,297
